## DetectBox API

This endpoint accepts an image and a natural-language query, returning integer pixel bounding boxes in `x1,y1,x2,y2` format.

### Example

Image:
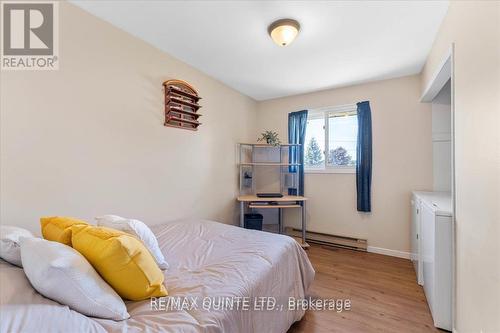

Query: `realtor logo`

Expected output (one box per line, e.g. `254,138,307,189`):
1,1,59,70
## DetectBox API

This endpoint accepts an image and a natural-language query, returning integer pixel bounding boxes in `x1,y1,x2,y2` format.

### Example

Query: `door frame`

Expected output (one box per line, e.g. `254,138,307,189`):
420,44,456,332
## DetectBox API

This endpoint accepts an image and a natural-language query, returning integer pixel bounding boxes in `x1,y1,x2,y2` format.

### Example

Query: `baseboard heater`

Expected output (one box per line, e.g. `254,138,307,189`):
285,227,367,251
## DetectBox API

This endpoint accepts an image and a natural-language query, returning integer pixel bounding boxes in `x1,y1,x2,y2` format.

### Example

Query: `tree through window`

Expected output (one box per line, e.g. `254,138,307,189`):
305,137,324,167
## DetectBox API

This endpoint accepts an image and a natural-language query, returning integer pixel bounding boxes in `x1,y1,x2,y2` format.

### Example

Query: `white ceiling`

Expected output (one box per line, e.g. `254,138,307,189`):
71,1,449,101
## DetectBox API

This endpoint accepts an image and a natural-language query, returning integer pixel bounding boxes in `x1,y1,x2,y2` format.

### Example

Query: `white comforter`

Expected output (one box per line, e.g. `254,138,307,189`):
0,219,315,333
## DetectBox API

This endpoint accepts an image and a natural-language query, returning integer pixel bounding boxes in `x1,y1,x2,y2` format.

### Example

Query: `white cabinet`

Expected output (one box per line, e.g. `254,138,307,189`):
411,191,452,331
410,194,423,285
421,202,437,314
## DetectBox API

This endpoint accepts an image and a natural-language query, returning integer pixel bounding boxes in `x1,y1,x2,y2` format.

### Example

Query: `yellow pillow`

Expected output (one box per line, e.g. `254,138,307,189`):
40,216,88,246
71,225,167,301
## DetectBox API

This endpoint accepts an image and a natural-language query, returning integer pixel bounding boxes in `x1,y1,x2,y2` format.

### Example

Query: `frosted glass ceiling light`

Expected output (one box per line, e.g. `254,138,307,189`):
268,19,300,47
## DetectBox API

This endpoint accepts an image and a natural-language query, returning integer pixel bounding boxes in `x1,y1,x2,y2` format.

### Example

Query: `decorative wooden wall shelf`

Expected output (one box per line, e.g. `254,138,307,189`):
163,79,202,131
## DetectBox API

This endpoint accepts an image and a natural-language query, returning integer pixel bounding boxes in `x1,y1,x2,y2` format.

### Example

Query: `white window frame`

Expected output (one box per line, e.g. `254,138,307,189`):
305,104,358,174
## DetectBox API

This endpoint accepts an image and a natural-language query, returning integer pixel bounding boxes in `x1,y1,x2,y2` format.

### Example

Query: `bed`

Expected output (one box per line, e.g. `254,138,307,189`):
0,219,315,333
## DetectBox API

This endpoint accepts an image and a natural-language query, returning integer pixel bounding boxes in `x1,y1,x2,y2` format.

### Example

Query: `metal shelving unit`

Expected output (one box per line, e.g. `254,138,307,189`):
238,143,302,196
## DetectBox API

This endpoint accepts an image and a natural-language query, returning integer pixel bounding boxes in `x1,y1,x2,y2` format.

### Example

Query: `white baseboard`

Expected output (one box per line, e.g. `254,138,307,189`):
367,246,411,259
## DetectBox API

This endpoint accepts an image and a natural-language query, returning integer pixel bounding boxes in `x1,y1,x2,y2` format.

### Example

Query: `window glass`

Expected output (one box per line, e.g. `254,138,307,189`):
304,106,358,171
304,117,325,168
327,113,357,167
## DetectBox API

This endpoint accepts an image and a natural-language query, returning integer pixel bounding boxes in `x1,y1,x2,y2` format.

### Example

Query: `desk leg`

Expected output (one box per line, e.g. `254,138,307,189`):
240,202,244,228
279,208,283,234
302,201,307,244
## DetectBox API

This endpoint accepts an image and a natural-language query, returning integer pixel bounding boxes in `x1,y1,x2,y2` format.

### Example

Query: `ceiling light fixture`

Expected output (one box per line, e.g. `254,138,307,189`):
268,19,300,47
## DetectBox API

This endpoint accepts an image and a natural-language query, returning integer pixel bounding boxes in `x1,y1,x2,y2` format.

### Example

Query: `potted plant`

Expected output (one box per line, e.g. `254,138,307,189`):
257,130,281,146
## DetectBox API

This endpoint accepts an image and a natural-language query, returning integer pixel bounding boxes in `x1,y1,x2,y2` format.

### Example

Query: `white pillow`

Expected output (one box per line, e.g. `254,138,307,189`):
95,215,169,270
20,237,129,321
0,226,34,267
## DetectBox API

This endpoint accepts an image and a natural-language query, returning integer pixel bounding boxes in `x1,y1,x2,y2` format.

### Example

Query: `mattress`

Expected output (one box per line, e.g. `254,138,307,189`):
0,219,315,333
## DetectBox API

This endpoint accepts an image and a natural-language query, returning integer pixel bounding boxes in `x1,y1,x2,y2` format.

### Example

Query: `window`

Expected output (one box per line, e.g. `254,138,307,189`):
304,105,358,173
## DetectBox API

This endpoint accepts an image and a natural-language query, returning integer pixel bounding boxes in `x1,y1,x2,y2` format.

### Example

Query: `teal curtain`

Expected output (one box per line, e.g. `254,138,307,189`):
288,110,308,196
356,101,372,212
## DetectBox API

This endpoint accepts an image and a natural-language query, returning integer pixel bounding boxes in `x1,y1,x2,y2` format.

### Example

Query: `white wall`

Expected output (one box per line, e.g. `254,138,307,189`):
256,75,433,253
0,2,257,234
421,1,500,331
431,80,452,192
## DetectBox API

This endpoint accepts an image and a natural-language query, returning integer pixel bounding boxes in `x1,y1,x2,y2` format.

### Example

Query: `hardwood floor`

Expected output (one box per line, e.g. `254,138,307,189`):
288,244,443,333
